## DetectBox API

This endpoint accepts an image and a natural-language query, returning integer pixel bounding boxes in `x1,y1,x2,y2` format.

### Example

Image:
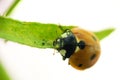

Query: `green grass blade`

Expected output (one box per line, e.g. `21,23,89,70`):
0,63,11,80
0,16,74,48
94,28,115,40
4,0,20,16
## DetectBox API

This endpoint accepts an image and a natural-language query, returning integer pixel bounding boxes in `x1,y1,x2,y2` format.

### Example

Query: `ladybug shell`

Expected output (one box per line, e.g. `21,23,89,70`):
69,28,101,70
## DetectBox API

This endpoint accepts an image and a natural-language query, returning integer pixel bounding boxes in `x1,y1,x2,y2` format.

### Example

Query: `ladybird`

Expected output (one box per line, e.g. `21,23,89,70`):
53,27,101,70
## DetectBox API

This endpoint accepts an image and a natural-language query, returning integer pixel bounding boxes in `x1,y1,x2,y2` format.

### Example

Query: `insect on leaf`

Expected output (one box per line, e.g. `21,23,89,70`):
0,16,115,48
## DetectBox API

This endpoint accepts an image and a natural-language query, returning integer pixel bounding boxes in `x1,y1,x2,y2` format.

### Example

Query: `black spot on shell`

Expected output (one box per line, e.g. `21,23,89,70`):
78,40,86,49
90,54,96,60
78,64,83,67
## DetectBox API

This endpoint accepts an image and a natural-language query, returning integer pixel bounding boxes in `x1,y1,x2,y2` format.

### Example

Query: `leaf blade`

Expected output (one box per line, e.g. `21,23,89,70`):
94,28,115,40
0,16,115,48
0,16,74,48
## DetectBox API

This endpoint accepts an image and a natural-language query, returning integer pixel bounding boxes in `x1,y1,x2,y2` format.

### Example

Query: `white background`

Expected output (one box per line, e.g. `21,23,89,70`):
0,0,120,80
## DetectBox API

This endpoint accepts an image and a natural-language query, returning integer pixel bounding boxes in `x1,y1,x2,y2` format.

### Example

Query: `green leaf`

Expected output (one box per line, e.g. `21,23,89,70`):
0,16,115,48
0,16,74,48
0,63,11,80
94,28,115,40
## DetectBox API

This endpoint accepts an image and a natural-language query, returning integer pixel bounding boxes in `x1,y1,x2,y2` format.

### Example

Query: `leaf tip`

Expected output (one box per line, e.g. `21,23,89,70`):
94,28,115,40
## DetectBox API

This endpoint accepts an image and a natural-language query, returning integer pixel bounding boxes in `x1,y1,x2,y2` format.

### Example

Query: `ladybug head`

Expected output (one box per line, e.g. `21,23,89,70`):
53,29,77,60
